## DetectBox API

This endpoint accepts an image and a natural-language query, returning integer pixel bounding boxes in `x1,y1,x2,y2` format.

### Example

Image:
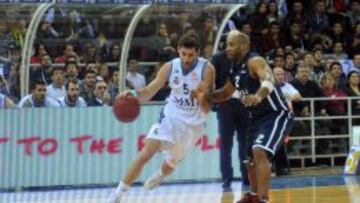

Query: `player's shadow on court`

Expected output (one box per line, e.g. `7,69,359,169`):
221,187,234,203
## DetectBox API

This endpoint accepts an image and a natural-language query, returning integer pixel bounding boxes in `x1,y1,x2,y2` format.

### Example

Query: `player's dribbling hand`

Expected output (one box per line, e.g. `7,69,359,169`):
191,89,212,113
117,90,133,99
242,94,261,107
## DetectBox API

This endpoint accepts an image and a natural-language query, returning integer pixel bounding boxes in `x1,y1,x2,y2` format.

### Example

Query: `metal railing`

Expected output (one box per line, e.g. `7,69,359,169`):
288,96,360,168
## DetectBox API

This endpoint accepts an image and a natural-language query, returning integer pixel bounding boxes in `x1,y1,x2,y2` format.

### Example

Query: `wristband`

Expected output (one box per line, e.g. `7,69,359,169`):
260,80,274,92
129,90,138,97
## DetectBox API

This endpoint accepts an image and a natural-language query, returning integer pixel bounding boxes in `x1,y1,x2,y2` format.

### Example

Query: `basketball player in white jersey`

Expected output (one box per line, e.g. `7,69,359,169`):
108,33,215,203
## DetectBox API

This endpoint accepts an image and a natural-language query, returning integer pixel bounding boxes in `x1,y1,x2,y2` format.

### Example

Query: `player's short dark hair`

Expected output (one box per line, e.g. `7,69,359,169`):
30,80,46,91
65,61,78,69
329,61,342,70
51,67,63,76
84,69,96,77
65,78,79,90
178,33,201,50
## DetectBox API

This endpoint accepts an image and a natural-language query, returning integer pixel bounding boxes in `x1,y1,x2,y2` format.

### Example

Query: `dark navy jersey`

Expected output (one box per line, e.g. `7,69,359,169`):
229,54,290,119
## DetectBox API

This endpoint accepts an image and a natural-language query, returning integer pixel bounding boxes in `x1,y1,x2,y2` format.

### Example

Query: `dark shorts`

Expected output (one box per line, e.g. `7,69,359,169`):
248,111,294,156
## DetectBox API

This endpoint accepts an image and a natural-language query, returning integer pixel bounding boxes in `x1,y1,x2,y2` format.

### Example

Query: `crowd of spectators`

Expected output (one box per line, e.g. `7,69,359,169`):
0,1,359,127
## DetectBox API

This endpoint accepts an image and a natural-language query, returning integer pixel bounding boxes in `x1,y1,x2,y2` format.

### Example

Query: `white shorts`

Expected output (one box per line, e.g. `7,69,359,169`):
146,115,204,168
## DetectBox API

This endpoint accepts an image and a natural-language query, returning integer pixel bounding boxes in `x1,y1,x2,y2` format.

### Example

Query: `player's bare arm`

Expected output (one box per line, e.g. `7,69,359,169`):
190,63,216,113
204,79,235,103
242,56,274,107
119,63,170,102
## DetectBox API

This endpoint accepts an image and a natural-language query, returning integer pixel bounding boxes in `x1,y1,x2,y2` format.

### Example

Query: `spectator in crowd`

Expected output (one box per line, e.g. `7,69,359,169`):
266,0,279,23
284,20,308,50
349,53,360,74
329,61,347,89
313,48,326,74
0,21,13,62
64,62,79,81
30,53,53,85
262,22,285,55
57,78,86,107
303,52,321,82
98,63,110,82
328,42,349,60
308,0,329,35
154,23,171,55
37,21,60,39
328,22,348,46
347,22,360,57
55,43,78,63
240,22,258,52
0,93,14,108
274,66,302,102
291,63,326,116
80,69,96,104
319,72,348,151
88,79,111,106
324,55,337,72
347,0,360,28
291,63,327,137
248,1,270,53
320,72,347,116
198,14,217,52
46,67,65,100
7,64,20,103
103,42,121,63
345,70,360,125
81,43,99,64
284,52,297,82
108,70,119,102
18,80,59,108
126,58,146,90
30,42,48,64
282,0,309,34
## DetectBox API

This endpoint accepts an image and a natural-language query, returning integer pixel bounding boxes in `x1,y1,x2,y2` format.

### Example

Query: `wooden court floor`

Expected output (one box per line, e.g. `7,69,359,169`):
1,175,359,203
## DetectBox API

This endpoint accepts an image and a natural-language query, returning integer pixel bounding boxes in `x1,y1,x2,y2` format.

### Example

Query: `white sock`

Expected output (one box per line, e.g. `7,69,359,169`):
157,168,164,177
115,181,130,194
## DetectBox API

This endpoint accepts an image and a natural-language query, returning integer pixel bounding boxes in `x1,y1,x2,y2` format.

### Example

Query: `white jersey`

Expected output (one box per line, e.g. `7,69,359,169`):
57,96,87,107
163,57,208,126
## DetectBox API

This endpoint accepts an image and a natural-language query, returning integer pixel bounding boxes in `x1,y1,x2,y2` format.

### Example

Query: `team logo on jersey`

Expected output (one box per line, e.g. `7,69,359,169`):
191,72,197,80
173,76,180,85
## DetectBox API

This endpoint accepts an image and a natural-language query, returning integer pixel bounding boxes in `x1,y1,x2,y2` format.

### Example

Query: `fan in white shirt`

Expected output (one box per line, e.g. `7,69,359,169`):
47,67,65,99
57,79,86,107
273,67,302,104
126,58,146,90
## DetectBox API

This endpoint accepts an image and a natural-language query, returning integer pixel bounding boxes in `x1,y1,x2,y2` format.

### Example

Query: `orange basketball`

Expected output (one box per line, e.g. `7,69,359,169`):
113,95,140,123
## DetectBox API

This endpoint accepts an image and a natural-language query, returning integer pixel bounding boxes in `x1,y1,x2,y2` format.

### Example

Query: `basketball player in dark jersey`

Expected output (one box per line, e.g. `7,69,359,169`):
206,30,293,203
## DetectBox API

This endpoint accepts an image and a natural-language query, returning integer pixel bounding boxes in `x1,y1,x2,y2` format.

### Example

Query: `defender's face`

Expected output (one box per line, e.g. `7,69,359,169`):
178,47,199,69
226,36,243,61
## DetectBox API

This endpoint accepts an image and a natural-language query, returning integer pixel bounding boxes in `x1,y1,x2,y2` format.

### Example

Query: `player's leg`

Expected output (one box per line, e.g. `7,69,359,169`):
123,138,162,185
108,138,161,203
144,121,203,190
252,147,271,201
143,159,174,189
252,111,293,202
